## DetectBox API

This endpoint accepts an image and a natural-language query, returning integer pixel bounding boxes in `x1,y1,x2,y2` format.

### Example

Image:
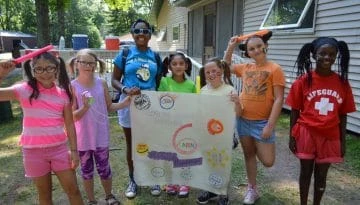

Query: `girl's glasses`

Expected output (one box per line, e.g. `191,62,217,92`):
77,60,97,67
132,28,151,35
33,66,57,74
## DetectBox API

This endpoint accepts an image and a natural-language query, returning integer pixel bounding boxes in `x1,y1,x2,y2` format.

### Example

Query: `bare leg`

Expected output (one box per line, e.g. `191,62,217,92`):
33,173,53,205
56,169,84,205
83,179,95,202
313,163,330,205
299,159,314,205
240,136,257,186
101,178,113,196
123,127,134,178
255,142,275,167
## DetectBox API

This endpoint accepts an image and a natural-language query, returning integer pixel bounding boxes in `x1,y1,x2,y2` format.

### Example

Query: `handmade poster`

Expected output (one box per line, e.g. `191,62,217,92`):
131,91,235,195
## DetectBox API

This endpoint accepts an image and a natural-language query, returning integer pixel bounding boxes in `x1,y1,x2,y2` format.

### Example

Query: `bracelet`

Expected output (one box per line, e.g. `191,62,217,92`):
121,86,128,94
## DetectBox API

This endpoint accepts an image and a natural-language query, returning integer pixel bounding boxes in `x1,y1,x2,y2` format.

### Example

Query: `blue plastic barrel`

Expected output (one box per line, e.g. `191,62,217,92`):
72,34,88,50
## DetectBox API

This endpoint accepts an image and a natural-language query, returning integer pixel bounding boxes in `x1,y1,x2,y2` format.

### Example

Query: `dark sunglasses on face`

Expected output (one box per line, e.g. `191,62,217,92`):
132,28,151,35
77,60,97,67
33,66,57,74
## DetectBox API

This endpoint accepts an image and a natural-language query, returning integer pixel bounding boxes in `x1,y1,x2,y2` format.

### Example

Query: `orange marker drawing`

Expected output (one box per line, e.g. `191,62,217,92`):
207,119,224,135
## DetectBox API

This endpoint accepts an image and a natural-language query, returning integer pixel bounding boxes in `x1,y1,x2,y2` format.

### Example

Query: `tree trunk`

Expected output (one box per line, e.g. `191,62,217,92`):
35,0,50,47
57,0,66,39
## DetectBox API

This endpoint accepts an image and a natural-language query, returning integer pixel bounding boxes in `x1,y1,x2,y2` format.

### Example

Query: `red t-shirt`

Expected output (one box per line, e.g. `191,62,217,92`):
286,71,356,139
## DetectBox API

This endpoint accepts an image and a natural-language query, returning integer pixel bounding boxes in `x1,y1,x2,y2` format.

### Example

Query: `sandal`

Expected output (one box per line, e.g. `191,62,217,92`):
105,194,121,205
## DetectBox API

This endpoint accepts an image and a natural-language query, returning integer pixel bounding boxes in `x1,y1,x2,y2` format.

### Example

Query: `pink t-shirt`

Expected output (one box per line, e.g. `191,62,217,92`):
13,82,70,148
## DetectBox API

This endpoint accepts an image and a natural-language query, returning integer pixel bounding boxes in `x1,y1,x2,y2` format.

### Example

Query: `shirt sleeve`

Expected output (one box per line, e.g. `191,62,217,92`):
113,50,125,71
158,77,167,91
339,81,356,114
272,65,285,87
286,78,304,110
233,64,246,78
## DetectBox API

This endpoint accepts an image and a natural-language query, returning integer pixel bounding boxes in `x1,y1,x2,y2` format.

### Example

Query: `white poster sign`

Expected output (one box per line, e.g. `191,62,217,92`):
131,91,235,195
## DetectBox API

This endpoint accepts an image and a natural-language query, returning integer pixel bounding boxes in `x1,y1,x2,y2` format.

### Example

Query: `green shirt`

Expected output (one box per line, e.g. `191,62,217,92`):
158,77,196,93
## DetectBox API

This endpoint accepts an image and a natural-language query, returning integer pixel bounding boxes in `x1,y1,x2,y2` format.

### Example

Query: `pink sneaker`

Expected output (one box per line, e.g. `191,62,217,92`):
165,184,178,195
243,187,259,204
178,185,190,198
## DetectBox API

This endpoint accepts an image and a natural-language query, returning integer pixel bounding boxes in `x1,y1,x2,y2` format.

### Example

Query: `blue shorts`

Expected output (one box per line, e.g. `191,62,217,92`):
236,117,275,144
118,93,131,128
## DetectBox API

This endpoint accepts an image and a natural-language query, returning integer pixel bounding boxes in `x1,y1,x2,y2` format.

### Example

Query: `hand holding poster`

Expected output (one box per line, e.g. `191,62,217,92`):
131,91,235,195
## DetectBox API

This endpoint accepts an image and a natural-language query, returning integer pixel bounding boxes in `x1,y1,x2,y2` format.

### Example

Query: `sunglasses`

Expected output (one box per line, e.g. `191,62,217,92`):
132,28,151,35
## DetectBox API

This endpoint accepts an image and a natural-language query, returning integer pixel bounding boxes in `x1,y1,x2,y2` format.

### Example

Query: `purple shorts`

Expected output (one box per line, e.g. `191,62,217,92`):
22,143,71,178
78,147,112,180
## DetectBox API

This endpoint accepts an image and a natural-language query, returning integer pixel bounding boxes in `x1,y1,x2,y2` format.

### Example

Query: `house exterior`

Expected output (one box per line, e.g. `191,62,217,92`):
152,0,360,134
151,0,189,53
0,31,37,53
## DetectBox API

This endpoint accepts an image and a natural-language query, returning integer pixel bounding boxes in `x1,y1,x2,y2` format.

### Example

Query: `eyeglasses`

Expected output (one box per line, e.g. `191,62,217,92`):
132,28,151,35
33,66,57,74
77,60,97,67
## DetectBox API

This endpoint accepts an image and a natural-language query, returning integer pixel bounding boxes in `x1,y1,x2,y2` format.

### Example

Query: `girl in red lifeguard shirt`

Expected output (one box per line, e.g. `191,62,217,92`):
286,37,355,205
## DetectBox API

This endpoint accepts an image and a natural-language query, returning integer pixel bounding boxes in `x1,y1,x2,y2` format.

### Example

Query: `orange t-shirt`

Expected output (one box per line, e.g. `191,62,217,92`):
233,61,285,120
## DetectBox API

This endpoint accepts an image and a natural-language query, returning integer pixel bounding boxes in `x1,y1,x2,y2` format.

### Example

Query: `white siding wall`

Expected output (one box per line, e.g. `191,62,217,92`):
156,1,189,52
243,0,360,133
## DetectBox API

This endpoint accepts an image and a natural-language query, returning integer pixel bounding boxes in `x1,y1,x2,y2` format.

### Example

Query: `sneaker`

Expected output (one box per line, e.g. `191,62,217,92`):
243,187,259,204
125,180,137,198
165,184,178,195
218,195,229,205
150,184,161,196
178,185,190,198
196,191,218,204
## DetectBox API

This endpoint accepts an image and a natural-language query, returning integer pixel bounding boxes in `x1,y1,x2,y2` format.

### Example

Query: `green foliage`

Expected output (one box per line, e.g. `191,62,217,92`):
345,134,360,174
87,25,102,48
104,0,132,11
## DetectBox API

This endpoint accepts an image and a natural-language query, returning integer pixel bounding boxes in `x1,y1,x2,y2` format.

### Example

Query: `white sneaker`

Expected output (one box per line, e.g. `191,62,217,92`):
150,185,161,196
243,187,259,204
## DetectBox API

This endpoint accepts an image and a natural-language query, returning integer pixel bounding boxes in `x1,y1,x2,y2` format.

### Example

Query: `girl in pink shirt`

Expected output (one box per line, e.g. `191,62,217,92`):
0,53,83,204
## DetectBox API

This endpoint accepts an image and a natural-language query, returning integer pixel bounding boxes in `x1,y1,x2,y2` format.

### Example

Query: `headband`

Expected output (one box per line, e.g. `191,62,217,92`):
13,45,54,65
312,37,338,52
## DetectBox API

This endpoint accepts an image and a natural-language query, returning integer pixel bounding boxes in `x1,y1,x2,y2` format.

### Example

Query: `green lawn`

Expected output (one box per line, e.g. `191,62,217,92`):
0,96,359,204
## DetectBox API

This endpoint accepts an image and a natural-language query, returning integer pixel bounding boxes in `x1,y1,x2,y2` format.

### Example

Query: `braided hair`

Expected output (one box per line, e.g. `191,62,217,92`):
295,37,350,86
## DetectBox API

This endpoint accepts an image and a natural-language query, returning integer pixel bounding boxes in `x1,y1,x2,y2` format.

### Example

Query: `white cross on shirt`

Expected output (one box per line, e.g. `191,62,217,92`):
315,97,334,115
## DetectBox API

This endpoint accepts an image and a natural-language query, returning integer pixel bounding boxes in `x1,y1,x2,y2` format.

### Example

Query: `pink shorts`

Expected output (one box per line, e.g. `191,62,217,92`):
292,123,343,163
22,143,72,178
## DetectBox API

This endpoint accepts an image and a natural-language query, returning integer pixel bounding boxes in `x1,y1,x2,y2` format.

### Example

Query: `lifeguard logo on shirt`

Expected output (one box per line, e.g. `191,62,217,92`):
159,94,175,109
134,94,151,110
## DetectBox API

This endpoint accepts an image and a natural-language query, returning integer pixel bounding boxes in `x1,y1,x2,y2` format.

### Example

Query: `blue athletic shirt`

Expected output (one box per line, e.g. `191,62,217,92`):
113,46,161,90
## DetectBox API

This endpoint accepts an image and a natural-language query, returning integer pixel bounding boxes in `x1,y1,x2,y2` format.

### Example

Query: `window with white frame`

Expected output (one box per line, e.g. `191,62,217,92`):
172,25,180,41
260,0,315,30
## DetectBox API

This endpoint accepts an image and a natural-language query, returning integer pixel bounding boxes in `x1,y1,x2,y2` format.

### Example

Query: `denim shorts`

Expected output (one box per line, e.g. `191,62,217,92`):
236,117,276,144
117,93,131,128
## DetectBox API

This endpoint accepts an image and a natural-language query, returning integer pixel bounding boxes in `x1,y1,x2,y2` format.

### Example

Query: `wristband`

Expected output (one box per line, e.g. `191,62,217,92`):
121,86,128,94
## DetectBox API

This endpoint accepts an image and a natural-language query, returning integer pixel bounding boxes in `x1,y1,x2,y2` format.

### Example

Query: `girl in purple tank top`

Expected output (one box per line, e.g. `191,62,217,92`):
69,49,130,205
